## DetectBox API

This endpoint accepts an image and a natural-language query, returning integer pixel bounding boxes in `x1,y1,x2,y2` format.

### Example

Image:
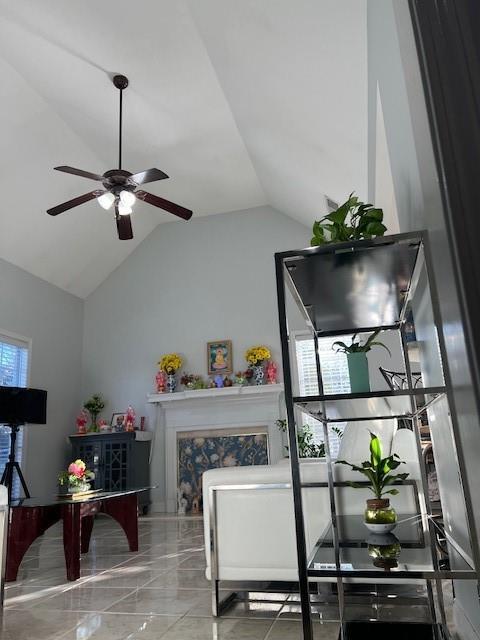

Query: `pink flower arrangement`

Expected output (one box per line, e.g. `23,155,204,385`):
58,459,95,491
68,460,86,479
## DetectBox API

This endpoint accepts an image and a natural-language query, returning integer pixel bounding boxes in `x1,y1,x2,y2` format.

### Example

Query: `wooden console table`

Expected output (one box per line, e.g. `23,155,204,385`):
6,487,149,582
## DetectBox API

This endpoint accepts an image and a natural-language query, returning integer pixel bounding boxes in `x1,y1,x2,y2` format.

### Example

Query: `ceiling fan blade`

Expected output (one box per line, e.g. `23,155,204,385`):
54,166,104,181
116,211,133,240
130,168,169,185
136,190,192,221
47,190,105,216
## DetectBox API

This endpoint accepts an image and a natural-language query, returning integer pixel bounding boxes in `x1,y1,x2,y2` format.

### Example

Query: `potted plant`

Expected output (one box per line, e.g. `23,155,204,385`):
310,193,387,246
276,420,343,459
336,432,409,533
245,346,271,385
332,330,391,393
83,393,105,432
58,459,95,495
158,353,183,393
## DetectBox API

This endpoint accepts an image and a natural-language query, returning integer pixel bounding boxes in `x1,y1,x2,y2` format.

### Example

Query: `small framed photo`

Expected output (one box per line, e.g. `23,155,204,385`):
111,413,126,431
207,340,233,375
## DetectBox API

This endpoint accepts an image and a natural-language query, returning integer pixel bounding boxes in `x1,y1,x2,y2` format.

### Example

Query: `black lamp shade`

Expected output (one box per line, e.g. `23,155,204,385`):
0,387,47,425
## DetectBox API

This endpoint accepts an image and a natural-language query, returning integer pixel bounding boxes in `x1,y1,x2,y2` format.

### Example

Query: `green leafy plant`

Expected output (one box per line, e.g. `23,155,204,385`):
83,393,105,431
336,432,409,499
311,193,387,246
276,419,343,459
332,329,391,356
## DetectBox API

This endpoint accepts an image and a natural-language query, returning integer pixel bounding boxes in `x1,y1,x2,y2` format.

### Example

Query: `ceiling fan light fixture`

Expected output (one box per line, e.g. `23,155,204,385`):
97,192,115,210
118,200,133,216
119,190,136,208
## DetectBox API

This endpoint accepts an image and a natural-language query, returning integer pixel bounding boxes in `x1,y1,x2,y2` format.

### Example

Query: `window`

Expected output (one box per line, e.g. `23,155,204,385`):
294,333,351,458
0,333,29,497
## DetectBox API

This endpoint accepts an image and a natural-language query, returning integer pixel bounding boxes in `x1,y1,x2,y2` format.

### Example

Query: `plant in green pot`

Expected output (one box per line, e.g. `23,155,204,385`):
332,330,391,393
336,432,409,533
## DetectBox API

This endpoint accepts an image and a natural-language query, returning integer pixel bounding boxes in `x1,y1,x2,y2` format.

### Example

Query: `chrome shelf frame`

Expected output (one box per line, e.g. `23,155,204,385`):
275,231,480,640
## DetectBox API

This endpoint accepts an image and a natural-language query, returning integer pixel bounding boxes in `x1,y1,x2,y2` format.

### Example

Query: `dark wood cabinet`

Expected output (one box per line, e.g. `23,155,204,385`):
69,432,151,512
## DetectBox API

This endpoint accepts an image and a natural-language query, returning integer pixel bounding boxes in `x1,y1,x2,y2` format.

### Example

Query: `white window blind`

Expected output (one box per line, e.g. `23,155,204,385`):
295,334,351,458
0,334,29,497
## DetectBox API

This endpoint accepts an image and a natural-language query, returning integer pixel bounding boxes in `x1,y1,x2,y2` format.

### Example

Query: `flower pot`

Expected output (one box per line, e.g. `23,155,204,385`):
347,352,370,393
367,532,401,569
253,364,265,385
167,373,177,393
364,498,397,533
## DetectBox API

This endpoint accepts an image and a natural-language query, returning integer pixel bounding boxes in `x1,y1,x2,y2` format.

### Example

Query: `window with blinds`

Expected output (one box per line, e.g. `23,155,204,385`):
0,334,29,497
295,334,351,458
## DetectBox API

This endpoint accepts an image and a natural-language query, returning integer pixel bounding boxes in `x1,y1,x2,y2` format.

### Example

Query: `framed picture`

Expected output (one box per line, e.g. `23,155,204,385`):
111,412,126,430
207,340,233,375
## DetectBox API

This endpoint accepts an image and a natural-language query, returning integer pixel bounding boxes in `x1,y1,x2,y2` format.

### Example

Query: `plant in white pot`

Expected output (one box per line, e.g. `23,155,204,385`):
332,330,391,393
336,432,409,533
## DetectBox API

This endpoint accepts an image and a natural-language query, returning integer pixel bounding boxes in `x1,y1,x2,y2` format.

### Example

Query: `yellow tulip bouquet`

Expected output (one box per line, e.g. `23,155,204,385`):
158,353,183,374
245,345,271,366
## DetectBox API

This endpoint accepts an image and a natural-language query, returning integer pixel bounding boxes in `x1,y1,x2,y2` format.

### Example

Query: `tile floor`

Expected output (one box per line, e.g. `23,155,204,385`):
1,514,341,640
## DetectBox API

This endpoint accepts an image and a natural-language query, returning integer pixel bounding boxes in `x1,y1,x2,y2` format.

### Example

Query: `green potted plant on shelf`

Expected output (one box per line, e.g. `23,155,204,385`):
332,329,391,393
83,393,105,432
310,193,387,246
336,432,409,533
276,420,343,459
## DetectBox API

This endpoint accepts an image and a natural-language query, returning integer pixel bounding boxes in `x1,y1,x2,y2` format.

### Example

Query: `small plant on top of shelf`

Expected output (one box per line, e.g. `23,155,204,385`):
310,193,387,246
332,330,391,393
336,432,409,533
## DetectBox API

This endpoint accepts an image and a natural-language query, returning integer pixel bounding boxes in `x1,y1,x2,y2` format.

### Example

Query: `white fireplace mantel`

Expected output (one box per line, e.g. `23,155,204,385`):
147,383,285,512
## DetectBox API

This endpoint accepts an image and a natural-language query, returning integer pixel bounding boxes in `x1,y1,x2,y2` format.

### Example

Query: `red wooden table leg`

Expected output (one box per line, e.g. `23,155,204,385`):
101,494,139,551
81,515,95,554
63,503,81,581
6,507,61,582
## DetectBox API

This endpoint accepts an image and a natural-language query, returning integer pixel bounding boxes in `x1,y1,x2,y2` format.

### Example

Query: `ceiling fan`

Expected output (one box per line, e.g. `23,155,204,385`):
47,74,193,240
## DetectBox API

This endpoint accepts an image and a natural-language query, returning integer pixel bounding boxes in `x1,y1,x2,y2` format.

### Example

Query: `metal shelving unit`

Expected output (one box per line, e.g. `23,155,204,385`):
275,231,479,639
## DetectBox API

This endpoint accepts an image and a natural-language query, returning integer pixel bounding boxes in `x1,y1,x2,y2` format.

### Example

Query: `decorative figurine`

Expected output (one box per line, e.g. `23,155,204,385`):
156,370,167,393
266,360,278,385
208,378,217,389
214,374,224,388
177,488,187,515
191,495,200,513
98,419,110,433
125,405,136,432
76,410,88,435
223,376,233,387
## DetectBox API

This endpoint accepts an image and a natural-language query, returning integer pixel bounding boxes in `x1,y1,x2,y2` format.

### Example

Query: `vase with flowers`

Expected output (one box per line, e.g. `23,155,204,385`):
83,394,105,432
245,346,271,385
58,459,95,495
159,353,183,393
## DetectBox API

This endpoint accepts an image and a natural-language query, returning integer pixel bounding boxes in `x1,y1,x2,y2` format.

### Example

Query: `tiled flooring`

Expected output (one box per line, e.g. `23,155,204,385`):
1,515,340,640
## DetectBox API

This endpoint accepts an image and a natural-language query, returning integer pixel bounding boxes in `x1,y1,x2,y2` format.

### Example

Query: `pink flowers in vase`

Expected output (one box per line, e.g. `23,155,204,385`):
125,405,136,432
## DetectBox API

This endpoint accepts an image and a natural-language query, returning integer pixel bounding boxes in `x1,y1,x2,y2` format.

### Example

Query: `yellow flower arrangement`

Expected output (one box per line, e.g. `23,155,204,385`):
245,345,271,366
158,353,183,374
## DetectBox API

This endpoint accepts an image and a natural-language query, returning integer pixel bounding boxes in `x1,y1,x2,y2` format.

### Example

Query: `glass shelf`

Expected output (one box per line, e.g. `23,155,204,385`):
279,233,422,335
308,514,476,580
294,387,445,423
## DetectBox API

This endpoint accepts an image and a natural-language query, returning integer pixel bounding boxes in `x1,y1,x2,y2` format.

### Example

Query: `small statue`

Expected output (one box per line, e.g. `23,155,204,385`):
156,370,167,393
223,376,233,387
191,495,200,513
98,419,110,433
177,488,188,515
125,405,135,432
266,360,278,385
208,378,217,389
214,374,224,388
76,410,88,434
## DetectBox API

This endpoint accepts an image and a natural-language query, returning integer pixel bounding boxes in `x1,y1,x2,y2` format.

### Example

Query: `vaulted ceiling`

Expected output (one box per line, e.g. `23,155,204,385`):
0,0,367,297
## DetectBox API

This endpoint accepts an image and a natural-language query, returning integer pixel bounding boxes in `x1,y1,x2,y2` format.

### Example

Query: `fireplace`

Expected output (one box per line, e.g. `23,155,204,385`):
177,426,269,513
147,384,284,512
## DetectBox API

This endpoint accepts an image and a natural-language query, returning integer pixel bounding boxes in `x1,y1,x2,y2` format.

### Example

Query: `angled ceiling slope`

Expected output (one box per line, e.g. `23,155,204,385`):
0,0,367,297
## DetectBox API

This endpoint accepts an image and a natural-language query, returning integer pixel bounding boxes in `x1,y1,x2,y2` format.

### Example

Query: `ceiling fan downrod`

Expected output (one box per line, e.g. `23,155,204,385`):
113,74,129,171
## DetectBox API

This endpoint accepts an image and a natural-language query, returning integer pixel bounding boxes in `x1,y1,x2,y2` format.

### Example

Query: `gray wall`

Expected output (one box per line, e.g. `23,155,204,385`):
82,206,310,507
368,1,480,636
0,258,83,495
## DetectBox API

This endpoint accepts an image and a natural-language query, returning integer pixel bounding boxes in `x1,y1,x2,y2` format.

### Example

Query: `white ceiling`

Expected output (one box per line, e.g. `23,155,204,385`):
0,0,367,298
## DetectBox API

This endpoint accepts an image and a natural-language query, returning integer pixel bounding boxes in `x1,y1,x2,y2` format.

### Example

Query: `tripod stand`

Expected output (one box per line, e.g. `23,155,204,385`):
0,424,30,501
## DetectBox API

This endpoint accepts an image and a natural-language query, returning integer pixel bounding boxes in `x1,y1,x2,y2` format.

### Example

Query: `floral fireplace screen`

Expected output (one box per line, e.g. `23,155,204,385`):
177,427,269,513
